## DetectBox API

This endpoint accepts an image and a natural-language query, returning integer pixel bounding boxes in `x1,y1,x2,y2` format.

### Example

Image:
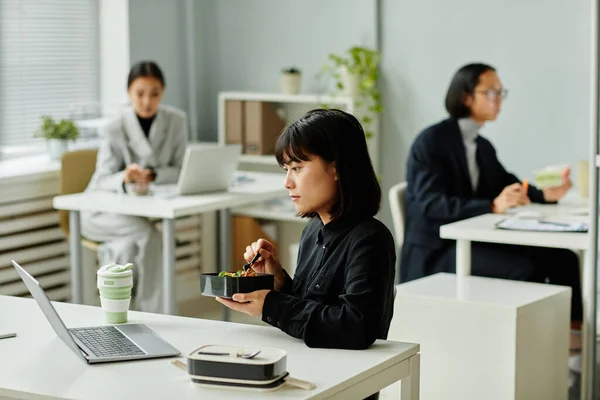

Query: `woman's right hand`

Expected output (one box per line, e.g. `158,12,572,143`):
245,239,286,290
492,182,529,213
124,164,153,184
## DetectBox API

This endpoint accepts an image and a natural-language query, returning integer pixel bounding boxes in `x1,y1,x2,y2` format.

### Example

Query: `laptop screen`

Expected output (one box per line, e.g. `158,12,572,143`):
11,260,87,362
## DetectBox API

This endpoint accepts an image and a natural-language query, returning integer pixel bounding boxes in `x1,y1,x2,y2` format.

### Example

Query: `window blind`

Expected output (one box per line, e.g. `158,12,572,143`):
0,0,99,146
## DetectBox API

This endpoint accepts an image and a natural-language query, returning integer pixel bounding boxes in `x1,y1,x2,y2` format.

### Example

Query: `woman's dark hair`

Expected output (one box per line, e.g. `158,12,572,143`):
127,61,165,89
445,63,495,118
275,109,381,221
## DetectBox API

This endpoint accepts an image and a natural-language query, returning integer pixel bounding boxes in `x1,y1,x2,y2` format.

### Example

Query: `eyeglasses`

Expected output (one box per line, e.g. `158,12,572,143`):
475,88,508,101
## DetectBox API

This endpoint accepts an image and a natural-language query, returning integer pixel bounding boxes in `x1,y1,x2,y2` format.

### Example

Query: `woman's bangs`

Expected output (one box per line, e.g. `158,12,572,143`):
275,126,312,166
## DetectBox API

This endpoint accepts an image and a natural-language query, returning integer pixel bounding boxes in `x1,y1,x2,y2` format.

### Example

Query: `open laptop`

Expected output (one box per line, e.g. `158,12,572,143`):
11,260,180,364
151,143,242,197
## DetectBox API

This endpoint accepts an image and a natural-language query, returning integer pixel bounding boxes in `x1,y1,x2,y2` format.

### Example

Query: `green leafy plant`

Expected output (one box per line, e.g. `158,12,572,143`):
282,67,301,74
320,46,383,139
35,116,80,141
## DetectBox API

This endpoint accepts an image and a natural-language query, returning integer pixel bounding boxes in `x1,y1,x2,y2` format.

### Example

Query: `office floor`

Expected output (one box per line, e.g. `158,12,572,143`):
178,296,399,399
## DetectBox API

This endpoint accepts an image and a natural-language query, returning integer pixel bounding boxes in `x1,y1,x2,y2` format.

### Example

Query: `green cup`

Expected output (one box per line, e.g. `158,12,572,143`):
97,263,134,324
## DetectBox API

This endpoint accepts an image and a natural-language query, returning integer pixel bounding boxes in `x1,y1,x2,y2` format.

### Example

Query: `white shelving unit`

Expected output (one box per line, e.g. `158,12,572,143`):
217,90,381,171
217,91,354,113
217,91,355,149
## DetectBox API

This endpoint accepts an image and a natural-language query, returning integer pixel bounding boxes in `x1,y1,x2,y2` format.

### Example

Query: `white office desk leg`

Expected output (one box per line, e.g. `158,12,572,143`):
219,208,231,322
400,354,420,400
456,240,472,276
162,218,176,315
455,240,472,299
581,249,596,400
69,210,83,304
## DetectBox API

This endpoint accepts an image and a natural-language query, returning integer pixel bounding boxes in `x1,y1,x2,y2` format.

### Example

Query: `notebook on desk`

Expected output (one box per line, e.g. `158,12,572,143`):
495,218,588,233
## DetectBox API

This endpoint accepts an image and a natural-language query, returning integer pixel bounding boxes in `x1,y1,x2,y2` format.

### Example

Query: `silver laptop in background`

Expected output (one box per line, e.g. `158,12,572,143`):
151,143,242,197
11,260,180,364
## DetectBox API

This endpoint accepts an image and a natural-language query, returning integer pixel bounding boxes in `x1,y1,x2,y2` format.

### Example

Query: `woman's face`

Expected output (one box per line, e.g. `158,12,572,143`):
128,76,164,118
283,155,338,223
464,70,505,124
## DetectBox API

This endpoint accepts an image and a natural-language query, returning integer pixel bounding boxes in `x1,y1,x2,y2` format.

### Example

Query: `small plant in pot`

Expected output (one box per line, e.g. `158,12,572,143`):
280,67,302,95
35,116,80,161
320,46,382,139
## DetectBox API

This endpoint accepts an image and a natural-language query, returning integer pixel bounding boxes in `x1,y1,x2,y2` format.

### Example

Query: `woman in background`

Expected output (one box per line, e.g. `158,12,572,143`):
400,62,582,392
82,61,188,312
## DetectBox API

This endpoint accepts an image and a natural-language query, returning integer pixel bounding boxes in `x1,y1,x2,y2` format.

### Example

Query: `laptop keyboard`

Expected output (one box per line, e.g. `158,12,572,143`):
70,326,146,358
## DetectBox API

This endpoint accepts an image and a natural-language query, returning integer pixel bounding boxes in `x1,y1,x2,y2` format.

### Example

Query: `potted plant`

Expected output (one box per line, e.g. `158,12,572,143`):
35,116,80,161
280,67,302,95
321,46,383,139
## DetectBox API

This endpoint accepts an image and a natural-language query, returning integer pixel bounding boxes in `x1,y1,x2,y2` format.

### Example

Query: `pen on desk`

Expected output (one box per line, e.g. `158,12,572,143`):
0,333,16,340
538,220,570,227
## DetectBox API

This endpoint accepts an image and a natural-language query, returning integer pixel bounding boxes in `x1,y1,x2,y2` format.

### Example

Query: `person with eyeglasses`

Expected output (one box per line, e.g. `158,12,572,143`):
400,62,581,391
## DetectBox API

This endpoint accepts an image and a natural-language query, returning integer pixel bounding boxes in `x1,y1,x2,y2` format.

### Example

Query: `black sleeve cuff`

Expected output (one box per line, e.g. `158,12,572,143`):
261,290,287,329
148,167,157,181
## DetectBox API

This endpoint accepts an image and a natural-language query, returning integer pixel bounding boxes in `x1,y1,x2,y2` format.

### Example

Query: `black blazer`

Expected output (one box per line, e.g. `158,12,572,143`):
262,215,396,350
399,118,547,282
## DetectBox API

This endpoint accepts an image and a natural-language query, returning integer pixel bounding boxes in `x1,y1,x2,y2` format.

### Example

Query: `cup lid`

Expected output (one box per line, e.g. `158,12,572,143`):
98,263,134,276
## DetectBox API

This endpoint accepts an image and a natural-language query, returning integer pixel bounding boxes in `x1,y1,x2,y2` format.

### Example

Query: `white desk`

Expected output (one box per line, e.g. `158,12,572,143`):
53,172,288,315
439,202,592,400
0,295,421,400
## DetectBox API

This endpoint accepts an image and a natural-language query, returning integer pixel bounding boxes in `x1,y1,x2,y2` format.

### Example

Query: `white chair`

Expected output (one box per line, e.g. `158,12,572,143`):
388,181,407,249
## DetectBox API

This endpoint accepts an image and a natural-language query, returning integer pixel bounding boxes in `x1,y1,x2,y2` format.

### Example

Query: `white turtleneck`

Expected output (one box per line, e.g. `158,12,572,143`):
457,118,481,192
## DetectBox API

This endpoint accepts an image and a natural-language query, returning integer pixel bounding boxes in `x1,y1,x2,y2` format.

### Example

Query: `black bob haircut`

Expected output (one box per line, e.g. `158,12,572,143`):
275,109,381,221
127,61,165,89
445,63,495,118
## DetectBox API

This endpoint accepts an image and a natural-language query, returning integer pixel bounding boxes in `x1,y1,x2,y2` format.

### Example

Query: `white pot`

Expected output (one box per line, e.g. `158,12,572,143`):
47,139,68,161
280,73,301,95
340,66,360,99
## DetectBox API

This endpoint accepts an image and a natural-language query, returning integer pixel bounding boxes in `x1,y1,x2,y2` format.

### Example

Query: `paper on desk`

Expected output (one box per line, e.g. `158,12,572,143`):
496,218,588,233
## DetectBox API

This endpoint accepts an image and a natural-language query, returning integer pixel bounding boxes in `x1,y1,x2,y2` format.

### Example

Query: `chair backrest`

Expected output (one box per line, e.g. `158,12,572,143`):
59,149,98,236
388,181,408,249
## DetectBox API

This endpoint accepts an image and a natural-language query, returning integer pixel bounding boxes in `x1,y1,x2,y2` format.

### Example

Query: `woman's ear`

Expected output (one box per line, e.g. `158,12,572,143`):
328,162,338,181
462,92,473,108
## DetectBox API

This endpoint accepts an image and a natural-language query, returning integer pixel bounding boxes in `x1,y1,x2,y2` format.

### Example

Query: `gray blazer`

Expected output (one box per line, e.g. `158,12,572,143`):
87,105,188,192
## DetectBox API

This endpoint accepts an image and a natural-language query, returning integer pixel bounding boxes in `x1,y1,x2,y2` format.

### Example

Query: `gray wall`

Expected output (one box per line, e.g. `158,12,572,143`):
195,0,377,141
378,0,593,228
128,0,189,114
127,0,593,239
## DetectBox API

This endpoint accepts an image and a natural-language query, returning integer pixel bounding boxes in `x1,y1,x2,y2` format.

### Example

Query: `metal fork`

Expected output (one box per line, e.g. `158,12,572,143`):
242,253,261,272
198,350,262,359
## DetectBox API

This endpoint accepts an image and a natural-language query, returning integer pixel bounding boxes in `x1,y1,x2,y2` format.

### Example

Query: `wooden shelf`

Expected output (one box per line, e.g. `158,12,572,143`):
239,154,279,166
219,91,353,107
232,204,305,223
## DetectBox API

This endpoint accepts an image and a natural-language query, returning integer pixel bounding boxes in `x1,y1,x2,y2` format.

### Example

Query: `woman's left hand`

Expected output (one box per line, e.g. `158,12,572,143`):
543,167,573,202
215,290,271,317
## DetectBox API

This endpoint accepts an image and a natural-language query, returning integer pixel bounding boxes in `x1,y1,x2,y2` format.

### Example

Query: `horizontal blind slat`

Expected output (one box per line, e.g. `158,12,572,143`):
0,0,100,146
